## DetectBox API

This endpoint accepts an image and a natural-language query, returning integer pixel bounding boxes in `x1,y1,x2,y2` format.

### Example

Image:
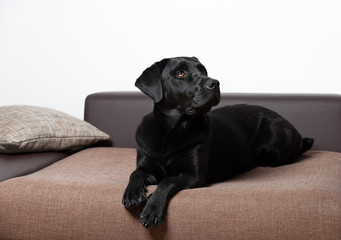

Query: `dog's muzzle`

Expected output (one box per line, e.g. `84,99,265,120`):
205,79,220,90
205,78,221,105
205,79,221,108
185,79,220,115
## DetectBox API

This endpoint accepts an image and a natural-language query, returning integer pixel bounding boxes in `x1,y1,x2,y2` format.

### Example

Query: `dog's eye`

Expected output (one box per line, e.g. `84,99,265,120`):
177,71,185,77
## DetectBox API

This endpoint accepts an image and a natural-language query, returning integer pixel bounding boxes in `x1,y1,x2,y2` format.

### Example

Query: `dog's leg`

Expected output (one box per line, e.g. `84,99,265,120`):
140,174,200,228
122,169,150,208
122,151,162,209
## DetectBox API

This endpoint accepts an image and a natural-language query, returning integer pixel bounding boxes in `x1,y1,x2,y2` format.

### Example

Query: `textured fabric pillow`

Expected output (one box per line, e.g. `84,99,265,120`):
0,105,110,154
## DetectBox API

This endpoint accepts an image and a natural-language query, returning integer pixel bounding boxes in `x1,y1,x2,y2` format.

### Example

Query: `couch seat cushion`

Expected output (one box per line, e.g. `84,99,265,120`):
0,148,340,240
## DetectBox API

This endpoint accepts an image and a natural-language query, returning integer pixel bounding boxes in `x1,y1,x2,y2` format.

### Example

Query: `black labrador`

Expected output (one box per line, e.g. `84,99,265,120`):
122,57,314,228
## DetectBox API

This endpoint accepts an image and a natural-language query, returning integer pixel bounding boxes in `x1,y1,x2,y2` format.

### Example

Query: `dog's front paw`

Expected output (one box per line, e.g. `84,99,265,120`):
122,185,146,209
140,201,164,228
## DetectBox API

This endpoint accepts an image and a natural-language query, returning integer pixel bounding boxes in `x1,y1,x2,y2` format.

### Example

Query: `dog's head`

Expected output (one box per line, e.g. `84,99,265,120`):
135,57,220,115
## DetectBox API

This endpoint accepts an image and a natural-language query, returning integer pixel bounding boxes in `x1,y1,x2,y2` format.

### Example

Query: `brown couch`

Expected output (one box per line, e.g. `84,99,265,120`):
0,92,340,239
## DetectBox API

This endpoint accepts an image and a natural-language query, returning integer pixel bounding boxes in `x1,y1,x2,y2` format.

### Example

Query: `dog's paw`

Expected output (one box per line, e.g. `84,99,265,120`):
122,185,146,209
140,202,164,228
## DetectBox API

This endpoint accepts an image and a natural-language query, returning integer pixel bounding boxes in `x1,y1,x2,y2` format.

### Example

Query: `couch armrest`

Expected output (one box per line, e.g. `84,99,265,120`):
85,92,341,152
0,152,70,182
84,92,152,148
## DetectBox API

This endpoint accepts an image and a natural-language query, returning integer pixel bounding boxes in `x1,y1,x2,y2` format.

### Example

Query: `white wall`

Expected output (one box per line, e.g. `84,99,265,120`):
1,0,340,119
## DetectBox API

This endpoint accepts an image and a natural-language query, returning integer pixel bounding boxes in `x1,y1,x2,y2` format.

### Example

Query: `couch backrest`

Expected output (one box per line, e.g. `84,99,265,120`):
84,92,341,152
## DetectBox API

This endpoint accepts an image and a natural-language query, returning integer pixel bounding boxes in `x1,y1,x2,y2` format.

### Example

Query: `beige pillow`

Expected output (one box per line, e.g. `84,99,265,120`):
0,105,110,153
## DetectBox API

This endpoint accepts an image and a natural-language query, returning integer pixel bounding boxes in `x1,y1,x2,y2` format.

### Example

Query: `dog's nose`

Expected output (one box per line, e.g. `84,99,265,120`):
205,79,220,90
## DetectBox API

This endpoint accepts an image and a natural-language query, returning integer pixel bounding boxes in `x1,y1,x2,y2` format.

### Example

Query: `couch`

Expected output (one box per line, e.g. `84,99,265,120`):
0,92,340,240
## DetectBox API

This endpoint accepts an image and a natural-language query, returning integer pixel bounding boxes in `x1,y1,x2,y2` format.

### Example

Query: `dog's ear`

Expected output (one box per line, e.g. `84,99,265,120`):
192,56,199,61
135,59,168,103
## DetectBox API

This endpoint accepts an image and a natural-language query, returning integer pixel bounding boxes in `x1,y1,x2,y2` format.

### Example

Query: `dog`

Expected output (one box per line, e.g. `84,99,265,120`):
122,56,314,228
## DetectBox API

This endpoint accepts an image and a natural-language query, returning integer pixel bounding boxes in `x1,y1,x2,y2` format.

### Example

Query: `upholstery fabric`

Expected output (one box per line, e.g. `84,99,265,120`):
0,105,109,153
0,147,340,240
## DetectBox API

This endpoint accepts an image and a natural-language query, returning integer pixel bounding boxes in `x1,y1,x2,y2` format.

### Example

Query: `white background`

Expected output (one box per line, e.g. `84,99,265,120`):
1,0,340,119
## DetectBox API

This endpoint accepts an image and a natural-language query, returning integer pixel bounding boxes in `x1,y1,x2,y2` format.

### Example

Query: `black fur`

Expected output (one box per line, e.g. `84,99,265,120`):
122,57,314,228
